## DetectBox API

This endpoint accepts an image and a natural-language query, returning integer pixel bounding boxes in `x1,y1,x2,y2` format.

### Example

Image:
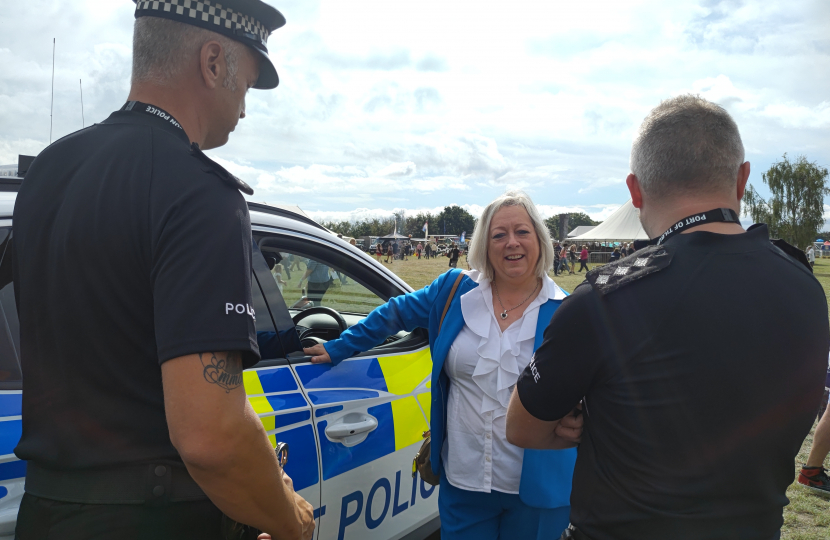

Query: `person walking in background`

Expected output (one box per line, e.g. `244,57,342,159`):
568,244,577,274
417,242,423,259
304,191,582,540
798,358,830,494
300,258,333,306
448,243,460,268
272,263,287,293
375,242,383,261
553,242,562,276
385,243,393,263
609,247,621,262
807,244,816,268
558,243,570,275
425,242,432,259
799,410,830,494
578,245,589,272
290,252,303,271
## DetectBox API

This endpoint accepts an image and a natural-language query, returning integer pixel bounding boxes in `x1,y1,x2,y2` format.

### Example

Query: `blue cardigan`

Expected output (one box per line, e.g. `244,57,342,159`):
324,269,576,509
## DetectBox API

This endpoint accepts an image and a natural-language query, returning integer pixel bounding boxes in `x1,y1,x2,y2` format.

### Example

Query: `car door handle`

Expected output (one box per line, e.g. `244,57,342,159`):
324,413,378,446
326,417,377,438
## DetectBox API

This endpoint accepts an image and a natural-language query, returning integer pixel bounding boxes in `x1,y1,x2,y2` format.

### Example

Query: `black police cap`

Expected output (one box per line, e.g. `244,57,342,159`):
133,0,285,89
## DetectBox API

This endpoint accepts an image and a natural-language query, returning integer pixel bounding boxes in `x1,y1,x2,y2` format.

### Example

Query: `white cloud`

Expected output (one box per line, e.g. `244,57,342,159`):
376,161,416,177
0,0,827,215
760,101,830,130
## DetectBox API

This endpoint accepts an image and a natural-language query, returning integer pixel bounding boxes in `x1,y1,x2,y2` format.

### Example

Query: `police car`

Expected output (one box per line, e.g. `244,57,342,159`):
0,177,440,540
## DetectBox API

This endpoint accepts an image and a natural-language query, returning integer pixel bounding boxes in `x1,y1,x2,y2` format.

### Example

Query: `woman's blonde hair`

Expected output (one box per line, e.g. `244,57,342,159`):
467,190,554,281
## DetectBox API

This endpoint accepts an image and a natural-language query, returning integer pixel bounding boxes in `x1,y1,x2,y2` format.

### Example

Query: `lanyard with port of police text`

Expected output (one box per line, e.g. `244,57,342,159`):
122,101,185,133
651,208,740,246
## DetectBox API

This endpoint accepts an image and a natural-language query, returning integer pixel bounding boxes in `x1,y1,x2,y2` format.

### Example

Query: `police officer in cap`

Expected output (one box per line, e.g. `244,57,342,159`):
12,1,314,538
506,95,829,540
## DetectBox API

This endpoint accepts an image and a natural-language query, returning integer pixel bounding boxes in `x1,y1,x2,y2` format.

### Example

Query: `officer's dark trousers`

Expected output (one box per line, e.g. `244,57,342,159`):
16,493,224,540
307,280,330,306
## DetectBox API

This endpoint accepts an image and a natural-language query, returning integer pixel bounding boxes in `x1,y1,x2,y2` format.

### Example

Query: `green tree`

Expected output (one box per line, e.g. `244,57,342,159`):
544,212,600,239
323,221,353,236
404,212,434,237
323,217,399,238
435,205,477,236
743,154,829,249
568,212,600,228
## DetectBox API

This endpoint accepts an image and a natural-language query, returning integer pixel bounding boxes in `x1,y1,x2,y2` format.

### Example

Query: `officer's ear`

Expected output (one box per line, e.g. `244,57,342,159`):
199,40,225,90
626,174,643,209
736,161,750,202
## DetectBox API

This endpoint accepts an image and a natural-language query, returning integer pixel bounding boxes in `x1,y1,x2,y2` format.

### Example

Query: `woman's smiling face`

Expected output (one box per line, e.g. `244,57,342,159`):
487,205,540,282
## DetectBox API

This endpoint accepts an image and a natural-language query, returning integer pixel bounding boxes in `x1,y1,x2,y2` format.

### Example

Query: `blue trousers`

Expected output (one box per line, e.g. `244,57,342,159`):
438,476,570,540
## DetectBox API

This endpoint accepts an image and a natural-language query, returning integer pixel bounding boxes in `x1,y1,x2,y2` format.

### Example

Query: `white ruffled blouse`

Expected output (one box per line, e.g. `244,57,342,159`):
440,270,565,494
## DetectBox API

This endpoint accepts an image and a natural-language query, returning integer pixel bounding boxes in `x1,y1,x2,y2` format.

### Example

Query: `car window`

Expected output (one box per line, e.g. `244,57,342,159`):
262,250,385,316
0,229,22,389
254,234,429,359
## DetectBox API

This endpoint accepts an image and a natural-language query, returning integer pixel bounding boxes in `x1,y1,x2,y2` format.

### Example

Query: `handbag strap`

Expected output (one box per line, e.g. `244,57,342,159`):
439,271,465,331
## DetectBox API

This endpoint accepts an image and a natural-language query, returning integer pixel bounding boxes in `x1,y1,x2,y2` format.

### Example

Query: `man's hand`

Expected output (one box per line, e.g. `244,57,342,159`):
257,472,315,540
292,491,315,540
281,472,315,540
506,388,583,449
554,403,584,445
303,344,331,364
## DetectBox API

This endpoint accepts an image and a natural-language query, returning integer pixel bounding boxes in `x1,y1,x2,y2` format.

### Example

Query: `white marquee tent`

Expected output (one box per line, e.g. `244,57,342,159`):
572,200,648,241
567,225,596,238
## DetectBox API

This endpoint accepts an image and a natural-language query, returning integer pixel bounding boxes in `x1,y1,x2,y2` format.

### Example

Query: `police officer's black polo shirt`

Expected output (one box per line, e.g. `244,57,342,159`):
12,105,260,471
517,226,829,540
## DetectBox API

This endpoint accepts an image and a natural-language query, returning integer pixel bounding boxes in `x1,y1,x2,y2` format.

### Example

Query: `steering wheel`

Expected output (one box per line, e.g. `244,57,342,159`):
292,306,348,342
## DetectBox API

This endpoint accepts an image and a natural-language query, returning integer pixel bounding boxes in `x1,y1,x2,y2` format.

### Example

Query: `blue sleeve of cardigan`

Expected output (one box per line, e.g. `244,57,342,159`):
323,270,458,365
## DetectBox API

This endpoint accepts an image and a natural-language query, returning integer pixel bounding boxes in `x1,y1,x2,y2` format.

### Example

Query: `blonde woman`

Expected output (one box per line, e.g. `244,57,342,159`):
304,191,581,540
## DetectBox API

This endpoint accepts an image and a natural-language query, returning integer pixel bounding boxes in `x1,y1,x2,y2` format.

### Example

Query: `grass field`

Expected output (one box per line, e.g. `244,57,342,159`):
379,252,830,538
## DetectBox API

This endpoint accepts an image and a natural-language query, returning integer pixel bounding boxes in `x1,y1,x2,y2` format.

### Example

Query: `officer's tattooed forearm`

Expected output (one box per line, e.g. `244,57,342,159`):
199,352,244,393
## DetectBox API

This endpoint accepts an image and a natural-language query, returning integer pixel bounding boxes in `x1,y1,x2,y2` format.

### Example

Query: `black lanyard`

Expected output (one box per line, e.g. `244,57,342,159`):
652,208,740,245
121,101,185,133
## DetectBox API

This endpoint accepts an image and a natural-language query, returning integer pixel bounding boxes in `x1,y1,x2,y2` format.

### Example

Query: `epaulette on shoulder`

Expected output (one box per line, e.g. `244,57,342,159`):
744,224,813,274
190,143,254,196
585,244,674,295
769,239,813,274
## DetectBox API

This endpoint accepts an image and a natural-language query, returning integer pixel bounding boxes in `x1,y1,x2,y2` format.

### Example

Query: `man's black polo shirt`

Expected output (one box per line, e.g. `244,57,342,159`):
12,106,259,472
517,226,829,540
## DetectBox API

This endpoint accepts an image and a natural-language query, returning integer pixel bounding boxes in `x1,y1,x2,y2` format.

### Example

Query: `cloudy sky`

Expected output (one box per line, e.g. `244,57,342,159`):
1,0,828,225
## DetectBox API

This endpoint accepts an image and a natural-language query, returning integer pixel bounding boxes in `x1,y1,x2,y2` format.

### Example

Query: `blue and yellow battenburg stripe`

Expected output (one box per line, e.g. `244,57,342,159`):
243,348,433,484
0,391,25,499
0,349,434,501
243,366,319,491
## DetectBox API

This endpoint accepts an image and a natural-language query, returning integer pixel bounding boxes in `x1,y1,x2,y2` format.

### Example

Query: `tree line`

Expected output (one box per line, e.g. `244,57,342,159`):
323,205,608,241
323,205,478,238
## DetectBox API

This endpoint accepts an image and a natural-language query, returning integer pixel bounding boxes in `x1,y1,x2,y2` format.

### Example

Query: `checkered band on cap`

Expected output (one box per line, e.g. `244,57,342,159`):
136,0,269,45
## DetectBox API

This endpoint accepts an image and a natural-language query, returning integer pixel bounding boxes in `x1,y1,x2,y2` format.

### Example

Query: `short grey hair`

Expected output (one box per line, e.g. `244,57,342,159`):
630,94,745,201
132,16,243,90
468,191,554,281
